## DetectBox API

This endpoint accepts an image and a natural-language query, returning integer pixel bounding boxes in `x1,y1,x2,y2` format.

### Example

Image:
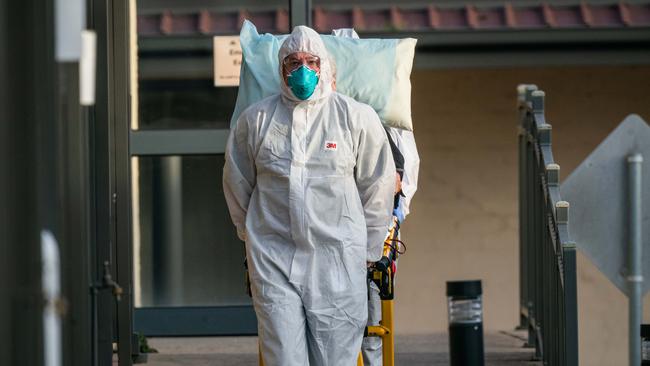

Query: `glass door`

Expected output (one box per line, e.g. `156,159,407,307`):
130,78,256,335
131,0,303,336
130,78,257,335
132,6,243,337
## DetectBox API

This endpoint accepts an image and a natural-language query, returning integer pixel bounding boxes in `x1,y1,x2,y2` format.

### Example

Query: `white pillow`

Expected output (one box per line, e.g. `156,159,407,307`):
230,20,416,131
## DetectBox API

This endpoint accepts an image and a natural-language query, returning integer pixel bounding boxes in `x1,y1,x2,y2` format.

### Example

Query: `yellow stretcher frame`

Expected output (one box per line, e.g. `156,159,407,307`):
357,299,395,366
357,216,398,365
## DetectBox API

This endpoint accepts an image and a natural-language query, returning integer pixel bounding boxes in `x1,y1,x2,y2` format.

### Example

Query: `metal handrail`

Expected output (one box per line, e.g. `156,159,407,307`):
518,85,578,366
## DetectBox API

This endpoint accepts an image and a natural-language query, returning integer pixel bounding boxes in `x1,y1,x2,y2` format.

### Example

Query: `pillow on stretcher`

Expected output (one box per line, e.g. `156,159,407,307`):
230,20,416,131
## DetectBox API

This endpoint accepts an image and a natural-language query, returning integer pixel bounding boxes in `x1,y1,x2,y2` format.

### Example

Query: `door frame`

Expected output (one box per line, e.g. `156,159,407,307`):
120,0,312,339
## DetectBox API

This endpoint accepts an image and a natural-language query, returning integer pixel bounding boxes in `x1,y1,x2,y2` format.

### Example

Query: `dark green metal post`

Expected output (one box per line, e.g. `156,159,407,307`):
517,86,578,366
0,0,58,365
290,0,312,28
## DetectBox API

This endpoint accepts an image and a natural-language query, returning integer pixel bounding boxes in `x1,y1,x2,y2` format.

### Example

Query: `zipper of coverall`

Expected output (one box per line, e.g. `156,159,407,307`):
301,105,308,237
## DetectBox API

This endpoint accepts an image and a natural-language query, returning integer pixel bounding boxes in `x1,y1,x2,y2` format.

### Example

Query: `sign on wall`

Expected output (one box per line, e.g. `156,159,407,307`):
213,36,242,87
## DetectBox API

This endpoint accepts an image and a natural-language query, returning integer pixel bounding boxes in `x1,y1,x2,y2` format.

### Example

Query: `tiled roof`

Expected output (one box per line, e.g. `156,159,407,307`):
137,2,650,36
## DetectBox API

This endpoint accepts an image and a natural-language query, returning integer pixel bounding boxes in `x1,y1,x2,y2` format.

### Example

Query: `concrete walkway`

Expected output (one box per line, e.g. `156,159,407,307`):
142,330,541,365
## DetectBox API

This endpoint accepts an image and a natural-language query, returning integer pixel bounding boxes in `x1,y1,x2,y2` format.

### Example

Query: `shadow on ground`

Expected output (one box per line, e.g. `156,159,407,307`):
143,331,541,366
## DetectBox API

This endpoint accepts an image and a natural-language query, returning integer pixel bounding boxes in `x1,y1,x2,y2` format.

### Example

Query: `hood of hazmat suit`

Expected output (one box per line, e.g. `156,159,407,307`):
223,25,395,366
278,26,334,103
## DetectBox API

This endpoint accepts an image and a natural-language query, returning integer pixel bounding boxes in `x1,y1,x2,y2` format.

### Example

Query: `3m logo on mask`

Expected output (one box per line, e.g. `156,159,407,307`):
324,141,337,151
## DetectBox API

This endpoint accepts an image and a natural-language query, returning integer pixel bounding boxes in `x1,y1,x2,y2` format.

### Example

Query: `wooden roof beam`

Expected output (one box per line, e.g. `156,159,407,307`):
505,3,517,28
580,2,594,27
428,5,441,29
542,3,558,28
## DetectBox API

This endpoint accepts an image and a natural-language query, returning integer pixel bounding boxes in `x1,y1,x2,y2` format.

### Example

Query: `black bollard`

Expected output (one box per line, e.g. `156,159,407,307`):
447,280,485,366
642,324,650,365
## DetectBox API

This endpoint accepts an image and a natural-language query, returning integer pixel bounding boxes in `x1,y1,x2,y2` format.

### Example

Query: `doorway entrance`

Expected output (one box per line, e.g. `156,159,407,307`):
128,0,309,337
130,80,256,335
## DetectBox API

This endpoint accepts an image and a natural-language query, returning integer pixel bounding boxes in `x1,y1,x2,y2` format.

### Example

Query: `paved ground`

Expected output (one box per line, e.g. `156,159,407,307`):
140,330,541,365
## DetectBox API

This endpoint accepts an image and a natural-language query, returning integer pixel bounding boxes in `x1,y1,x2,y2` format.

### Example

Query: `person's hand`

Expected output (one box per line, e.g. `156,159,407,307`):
237,227,247,242
394,172,402,194
367,261,374,268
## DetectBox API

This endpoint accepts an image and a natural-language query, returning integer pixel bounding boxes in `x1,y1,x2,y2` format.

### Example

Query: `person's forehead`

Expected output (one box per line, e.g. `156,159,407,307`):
285,51,318,60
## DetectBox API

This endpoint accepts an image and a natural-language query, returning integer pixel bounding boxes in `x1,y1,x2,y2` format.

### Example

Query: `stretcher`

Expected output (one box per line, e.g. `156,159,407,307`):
256,216,405,366
357,298,394,366
358,216,404,366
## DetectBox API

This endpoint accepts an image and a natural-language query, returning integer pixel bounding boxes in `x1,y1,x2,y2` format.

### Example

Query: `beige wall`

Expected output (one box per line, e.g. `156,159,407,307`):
396,65,650,366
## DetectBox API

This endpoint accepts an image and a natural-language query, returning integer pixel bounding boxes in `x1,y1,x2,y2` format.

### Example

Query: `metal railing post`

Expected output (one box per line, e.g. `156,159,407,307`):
517,84,528,330
563,240,578,366
521,84,539,350
627,154,644,366
517,86,578,366
517,84,536,333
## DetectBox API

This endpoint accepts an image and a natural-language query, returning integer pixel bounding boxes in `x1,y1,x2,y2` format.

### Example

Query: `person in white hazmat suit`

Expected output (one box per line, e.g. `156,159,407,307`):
223,25,395,365
330,28,420,366
362,127,420,366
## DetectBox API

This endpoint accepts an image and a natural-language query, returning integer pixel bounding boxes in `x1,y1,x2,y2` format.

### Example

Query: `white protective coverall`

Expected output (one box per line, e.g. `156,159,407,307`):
223,25,395,365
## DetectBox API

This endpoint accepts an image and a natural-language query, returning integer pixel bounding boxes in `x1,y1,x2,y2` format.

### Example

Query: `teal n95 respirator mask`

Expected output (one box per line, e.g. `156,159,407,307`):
287,65,319,100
